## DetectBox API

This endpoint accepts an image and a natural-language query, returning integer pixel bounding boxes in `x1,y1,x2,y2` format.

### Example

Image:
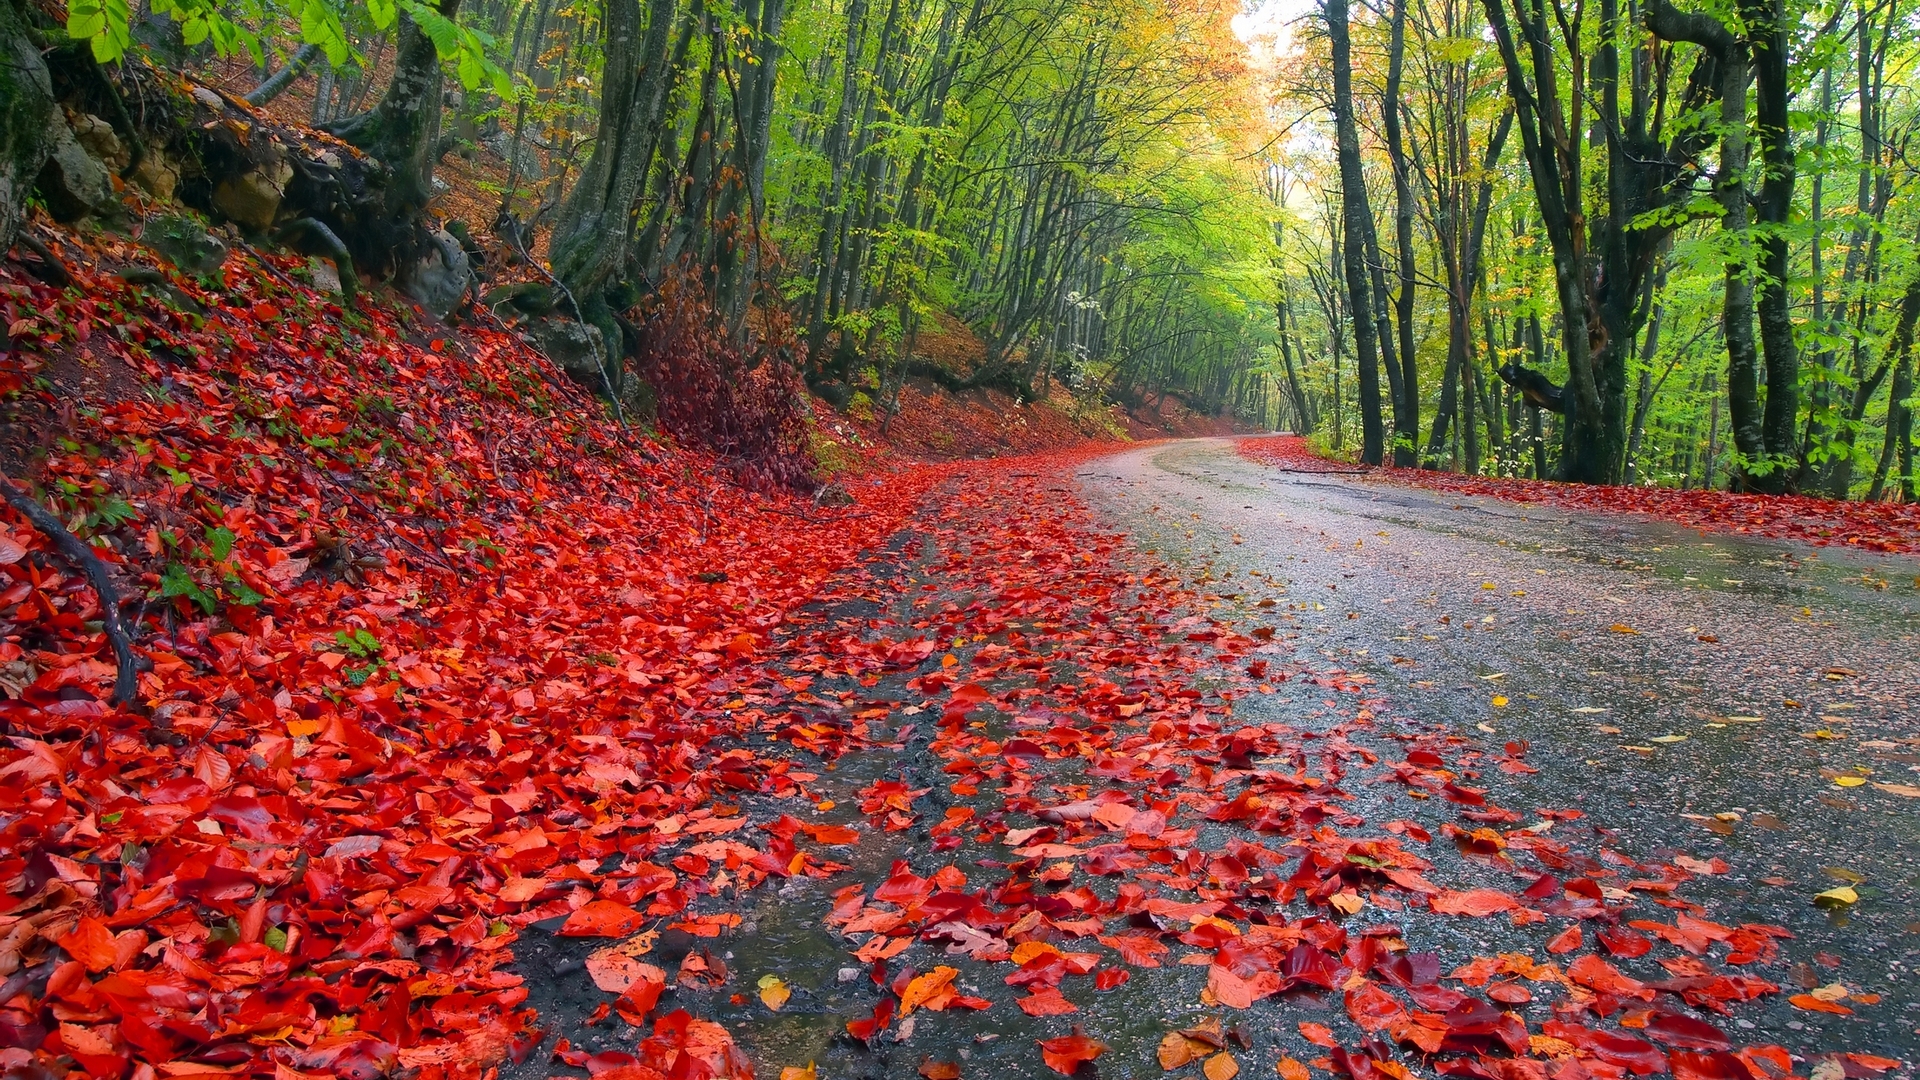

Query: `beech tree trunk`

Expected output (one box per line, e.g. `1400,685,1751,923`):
1327,0,1385,465
549,0,680,309
329,0,464,217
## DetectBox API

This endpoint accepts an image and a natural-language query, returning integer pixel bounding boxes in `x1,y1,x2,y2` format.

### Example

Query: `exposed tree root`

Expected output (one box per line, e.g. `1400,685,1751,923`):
0,477,141,706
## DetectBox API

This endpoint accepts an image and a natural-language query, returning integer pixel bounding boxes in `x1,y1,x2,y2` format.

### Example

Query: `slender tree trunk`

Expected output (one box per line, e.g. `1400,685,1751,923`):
1384,0,1418,465
1737,0,1800,488
247,43,322,106
1327,0,1384,465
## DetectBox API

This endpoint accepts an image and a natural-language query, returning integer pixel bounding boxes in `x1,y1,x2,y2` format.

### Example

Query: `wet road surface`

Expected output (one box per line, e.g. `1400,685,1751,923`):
514,440,1920,1080
1078,438,1920,1054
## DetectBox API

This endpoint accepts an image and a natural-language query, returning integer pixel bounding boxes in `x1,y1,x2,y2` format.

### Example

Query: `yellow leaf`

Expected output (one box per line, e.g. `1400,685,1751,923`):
1205,1052,1241,1080
899,966,959,1016
1491,695,1509,707
758,974,792,1011
1809,982,1850,1003
1609,623,1638,634
1651,734,1688,744
1813,886,1858,907
1834,776,1866,788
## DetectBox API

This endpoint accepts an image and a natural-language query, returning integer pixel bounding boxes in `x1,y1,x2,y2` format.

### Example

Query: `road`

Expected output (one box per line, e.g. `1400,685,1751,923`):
1078,437,1920,1054
517,439,1920,1080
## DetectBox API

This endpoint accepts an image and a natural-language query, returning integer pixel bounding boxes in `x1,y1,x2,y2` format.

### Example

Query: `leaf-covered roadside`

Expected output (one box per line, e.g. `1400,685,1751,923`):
1236,437,1920,555
731,464,1904,1080
0,240,957,1076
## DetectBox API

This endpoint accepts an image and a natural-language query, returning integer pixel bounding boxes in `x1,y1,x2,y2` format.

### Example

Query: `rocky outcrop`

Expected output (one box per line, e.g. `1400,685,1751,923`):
398,228,472,318
527,316,608,387
211,158,293,232
36,112,115,222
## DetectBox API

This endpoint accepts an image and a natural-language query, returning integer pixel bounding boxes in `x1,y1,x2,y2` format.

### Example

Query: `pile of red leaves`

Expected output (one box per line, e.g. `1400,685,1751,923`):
629,276,814,492
0,231,952,1077
1238,436,1920,554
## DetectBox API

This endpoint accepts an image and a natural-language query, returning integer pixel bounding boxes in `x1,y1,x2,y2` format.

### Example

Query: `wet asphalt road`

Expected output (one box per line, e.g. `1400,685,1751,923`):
1077,438,1920,1056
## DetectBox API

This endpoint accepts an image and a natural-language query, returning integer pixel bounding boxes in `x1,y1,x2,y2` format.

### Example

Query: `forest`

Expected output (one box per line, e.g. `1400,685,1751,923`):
0,0,1909,496
3,0,1920,1073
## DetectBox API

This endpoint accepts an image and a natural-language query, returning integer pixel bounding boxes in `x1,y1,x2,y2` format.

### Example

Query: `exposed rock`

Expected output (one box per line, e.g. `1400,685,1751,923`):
815,482,855,507
398,228,472,318
309,257,343,295
69,113,128,172
147,213,229,275
190,86,225,110
36,113,114,222
482,281,556,317
811,379,855,411
526,317,607,387
621,371,657,421
211,159,292,232
482,131,542,178
130,151,180,202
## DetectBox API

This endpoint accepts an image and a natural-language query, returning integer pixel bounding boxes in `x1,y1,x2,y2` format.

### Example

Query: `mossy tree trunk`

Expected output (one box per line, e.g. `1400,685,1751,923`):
328,0,462,217
549,0,679,310
0,0,55,252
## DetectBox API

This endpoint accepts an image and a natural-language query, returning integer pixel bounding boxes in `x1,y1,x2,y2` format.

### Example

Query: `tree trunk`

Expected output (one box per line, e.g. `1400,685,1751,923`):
550,0,680,310
1737,0,1800,489
1327,0,1384,465
1383,0,1418,465
0,0,54,253
247,43,323,106
329,0,463,217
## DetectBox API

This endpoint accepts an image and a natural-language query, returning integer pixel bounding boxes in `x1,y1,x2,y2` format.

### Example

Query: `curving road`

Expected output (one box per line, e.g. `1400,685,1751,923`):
1077,437,1920,1053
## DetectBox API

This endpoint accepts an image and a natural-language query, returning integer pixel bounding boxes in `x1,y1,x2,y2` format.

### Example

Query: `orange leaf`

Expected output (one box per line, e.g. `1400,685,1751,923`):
1788,994,1853,1015
1429,889,1520,916
52,916,117,973
1039,1032,1107,1076
1278,1058,1312,1080
1299,1023,1338,1049
1018,987,1079,1016
1205,1053,1241,1080
559,899,647,938
1545,925,1582,954
900,966,959,1016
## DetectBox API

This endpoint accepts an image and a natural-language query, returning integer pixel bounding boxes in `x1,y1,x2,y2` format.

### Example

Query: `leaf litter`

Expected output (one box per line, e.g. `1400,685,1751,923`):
0,249,1903,1079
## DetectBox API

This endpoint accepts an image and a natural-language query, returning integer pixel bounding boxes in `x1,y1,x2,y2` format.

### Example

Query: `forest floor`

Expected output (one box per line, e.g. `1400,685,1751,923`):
1,227,1915,1080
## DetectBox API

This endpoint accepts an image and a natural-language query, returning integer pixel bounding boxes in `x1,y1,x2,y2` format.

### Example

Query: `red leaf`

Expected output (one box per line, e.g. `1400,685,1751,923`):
560,900,648,938
1038,1031,1108,1075
1428,889,1519,917
1017,987,1079,1016
1546,925,1583,954
52,916,117,973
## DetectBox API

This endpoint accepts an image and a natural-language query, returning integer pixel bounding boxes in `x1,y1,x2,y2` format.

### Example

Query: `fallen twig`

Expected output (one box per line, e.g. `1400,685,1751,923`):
9,233,73,289
0,477,140,706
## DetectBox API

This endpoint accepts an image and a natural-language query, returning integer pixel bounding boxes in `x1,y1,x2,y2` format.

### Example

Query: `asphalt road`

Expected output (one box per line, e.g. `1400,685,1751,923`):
1077,437,1920,1056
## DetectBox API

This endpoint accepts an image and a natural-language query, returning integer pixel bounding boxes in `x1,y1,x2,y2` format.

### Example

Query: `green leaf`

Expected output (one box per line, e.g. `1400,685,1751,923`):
159,564,216,614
